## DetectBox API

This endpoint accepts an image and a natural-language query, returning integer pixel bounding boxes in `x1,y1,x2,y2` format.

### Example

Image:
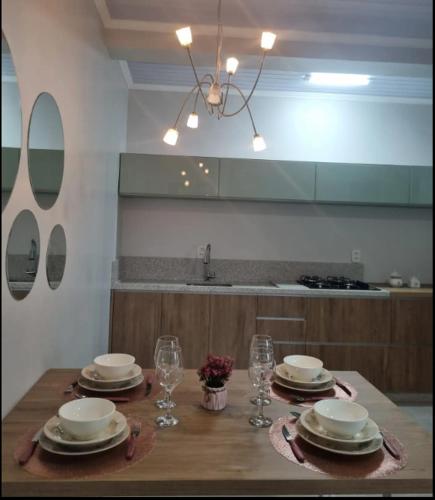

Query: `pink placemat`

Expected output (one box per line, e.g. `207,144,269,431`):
14,416,156,479
270,378,357,407
269,416,407,478
63,371,161,403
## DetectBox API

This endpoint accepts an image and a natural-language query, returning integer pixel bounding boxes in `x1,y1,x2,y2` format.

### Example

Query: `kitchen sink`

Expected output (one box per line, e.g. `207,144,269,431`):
186,281,233,287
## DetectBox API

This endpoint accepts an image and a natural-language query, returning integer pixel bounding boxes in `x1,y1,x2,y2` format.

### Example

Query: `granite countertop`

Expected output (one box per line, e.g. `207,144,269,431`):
112,279,391,298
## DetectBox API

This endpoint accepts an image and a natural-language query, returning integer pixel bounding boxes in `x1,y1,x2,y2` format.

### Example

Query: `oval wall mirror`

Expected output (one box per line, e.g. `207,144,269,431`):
28,92,64,209
6,209,40,300
2,31,22,212
46,224,67,289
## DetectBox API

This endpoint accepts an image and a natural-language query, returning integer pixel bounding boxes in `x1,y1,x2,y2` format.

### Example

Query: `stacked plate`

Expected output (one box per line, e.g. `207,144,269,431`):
39,399,130,456
295,401,383,456
78,364,144,393
273,363,336,393
78,353,144,393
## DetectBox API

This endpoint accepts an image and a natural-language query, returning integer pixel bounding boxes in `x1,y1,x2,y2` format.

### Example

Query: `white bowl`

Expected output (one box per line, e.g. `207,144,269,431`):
283,355,323,382
58,398,115,440
313,400,369,438
93,353,135,380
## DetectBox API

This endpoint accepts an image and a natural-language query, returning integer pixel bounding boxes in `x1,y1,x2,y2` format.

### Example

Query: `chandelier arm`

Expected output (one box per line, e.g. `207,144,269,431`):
186,47,209,107
220,51,266,118
173,82,210,128
221,73,231,115
194,77,214,113
221,82,258,135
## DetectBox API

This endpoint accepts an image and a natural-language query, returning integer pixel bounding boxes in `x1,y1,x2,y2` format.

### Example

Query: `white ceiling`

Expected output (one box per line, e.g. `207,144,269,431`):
96,0,433,101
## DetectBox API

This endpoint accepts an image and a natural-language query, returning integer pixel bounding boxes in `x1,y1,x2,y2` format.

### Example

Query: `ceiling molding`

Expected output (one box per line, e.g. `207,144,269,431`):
128,83,432,105
95,0,431,50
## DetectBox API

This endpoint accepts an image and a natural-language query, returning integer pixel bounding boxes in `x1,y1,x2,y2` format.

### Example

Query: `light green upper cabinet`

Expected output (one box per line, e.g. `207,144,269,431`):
410,167,432,206
119,154,219,198
315,163,410,205
219,159,316,201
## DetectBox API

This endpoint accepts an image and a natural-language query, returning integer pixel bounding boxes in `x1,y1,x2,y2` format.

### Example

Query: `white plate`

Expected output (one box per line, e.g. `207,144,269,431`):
43,411,127,447
81,363,142,384
272,374,336,393
299,408,380,444
295,420,383,456
275,364,333,386
38,424,130,456
77,374,144,393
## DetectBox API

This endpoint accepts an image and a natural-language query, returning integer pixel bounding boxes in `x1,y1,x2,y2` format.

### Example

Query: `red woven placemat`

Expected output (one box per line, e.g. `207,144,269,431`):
269,415,407,478
14,416,156,479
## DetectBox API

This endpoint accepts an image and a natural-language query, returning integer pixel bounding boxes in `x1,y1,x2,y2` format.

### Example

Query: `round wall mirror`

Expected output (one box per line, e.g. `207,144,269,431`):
6,210,40,300
2,32,22,212
28,92,64,209
46,224,66,289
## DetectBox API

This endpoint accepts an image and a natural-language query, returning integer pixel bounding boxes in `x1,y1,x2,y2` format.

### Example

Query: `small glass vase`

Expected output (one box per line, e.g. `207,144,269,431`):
201,384,227,411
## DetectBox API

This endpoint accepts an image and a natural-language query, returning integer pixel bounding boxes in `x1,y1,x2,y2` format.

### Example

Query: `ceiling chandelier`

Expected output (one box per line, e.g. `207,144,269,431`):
163,0,276,152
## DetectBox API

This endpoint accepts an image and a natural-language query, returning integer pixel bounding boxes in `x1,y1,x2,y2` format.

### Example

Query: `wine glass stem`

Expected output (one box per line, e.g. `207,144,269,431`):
165,389,172,419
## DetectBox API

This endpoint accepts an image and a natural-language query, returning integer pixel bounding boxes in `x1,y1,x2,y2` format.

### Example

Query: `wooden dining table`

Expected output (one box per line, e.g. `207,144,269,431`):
1,369,433,497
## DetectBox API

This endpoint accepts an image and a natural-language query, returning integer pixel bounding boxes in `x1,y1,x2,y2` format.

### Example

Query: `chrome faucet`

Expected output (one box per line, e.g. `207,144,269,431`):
203,243,216,281
25,239,37,276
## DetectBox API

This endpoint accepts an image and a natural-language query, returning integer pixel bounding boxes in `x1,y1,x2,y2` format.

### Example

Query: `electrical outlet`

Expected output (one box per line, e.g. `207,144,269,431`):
351,249,361,263
197,245,206,259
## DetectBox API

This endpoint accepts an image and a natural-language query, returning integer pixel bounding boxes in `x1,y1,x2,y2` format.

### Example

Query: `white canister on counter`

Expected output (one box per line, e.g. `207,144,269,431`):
389,271,403,288
409,276,421,288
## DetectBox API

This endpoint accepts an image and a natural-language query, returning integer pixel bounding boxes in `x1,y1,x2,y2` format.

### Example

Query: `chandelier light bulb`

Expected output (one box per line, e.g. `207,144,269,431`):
261,32,276,50
204,168,210,175
184,180,190,187
181,170,187,176
253,134,266,152
226,57,239,75
163,128,179,146
176,26,192,47
198,162,204,168
186,112,199,129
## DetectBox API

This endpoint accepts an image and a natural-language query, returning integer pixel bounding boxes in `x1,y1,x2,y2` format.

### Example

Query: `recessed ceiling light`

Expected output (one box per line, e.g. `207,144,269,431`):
307,73,370,87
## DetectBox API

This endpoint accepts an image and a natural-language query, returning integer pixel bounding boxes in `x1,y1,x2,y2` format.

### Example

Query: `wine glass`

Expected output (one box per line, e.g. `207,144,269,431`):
154,335,179,409
250,335,274,406
248,346,274,428
155,346,184,427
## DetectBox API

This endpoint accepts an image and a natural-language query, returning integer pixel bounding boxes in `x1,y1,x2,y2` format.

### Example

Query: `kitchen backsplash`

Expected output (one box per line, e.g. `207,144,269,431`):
115,257,364,284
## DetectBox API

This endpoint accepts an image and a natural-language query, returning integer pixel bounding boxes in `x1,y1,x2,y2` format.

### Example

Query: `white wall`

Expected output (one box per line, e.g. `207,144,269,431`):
121,89,433,284
119,198,433,284
127,90,432,166
1,0,128,417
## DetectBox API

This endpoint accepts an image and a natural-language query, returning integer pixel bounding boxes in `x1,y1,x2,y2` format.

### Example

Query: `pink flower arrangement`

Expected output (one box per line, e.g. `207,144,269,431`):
198,354,234,388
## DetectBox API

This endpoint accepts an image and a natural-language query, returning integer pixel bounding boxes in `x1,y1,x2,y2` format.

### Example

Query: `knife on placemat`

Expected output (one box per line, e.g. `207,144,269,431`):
18,428,43,465
334,377,352,397
64,380,78,394
145,374,154,397
282,425,305,463
380,431,401,460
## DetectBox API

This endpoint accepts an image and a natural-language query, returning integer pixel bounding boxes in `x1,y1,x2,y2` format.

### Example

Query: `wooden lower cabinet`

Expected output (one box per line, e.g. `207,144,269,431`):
161,293,210,368
256,296,307,363
209,295,257,368
385,346,433,393
110,292,162,368
109,290,433,393
306,345,389,392
306,297,391,343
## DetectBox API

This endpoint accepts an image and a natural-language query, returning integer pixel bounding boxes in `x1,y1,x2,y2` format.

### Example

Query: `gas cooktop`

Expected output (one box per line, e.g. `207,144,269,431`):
297,275,381,291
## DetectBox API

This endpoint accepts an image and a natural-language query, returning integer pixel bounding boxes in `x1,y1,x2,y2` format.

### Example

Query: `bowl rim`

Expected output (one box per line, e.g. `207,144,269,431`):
313,400,369,423
59,398,116,423
283,354,323,369
93,353,135,367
